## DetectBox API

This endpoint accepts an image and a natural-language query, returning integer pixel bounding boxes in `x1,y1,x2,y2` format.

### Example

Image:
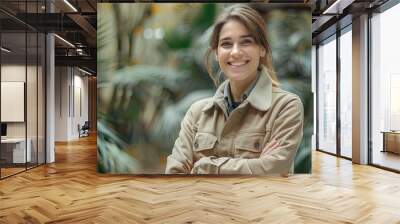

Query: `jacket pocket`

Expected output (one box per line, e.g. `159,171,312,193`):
193,132,217,160
234,133,266,158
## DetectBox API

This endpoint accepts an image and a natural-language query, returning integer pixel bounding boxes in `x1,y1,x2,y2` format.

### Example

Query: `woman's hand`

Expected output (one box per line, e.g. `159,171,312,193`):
260,140,280,157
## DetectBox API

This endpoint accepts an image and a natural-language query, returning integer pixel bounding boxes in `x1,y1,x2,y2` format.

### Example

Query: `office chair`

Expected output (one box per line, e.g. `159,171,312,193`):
79,121,90,138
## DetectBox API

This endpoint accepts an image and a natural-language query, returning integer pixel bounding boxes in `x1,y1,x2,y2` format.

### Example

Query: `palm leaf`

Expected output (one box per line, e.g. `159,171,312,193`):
111,65,188,92
97,120,141,173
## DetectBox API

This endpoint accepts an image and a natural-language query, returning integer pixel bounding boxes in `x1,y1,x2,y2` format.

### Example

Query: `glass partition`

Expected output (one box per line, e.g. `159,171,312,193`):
0,1,46,179
1,30,27,177
317,35,337,155
27,30,38,169
38,32,45,165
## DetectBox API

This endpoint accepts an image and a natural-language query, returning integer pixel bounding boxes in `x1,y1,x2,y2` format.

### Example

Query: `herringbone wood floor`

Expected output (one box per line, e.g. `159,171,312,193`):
1,135,399,224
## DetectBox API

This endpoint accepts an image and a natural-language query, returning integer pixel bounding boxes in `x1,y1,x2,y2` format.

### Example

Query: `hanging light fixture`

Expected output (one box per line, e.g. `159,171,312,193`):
1,47,11,53
54,34,75,48
63,0,78,12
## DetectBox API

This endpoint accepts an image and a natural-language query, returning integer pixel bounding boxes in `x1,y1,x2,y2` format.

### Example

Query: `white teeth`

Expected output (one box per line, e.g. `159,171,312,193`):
229,61,247,66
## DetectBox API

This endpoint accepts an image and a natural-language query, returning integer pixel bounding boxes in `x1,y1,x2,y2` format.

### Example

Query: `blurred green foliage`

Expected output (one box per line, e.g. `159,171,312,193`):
97,3,312,174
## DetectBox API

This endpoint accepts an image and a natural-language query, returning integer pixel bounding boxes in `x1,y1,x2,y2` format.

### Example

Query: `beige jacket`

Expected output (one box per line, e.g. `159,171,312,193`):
165,70,304,175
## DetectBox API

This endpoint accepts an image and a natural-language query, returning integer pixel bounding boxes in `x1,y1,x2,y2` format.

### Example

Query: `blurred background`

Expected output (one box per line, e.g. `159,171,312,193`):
97,3,312,174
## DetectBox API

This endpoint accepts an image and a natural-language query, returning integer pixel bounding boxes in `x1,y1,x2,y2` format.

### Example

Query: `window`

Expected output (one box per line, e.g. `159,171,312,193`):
371,3,400,171
317,36,337,154
339,27,352,158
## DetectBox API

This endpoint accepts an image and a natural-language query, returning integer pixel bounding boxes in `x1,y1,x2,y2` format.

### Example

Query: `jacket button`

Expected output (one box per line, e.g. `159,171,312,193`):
194,142,199,148
254,142,260,149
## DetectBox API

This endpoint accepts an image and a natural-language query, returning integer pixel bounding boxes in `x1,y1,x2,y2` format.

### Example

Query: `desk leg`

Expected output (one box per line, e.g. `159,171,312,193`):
382,133,386,153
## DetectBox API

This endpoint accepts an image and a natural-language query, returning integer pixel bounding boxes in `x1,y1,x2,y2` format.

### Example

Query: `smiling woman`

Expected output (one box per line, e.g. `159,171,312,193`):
165,4,304,175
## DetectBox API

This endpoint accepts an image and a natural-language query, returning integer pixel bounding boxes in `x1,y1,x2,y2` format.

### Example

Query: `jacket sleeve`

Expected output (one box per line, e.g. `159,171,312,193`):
191,97,304,175
165,106,196,174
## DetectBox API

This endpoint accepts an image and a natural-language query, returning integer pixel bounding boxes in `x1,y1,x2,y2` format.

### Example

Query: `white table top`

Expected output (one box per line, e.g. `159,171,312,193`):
1,138,27,143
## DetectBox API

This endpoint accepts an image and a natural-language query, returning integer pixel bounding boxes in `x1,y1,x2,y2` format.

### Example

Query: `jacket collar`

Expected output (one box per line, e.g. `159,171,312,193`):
202,67,273,112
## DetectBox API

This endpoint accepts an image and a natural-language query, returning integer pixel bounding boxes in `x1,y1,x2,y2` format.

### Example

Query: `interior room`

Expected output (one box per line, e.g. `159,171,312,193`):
0,0,96,179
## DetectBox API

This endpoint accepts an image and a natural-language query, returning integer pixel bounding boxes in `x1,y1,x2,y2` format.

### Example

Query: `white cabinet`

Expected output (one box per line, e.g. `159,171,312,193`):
1,138,32,163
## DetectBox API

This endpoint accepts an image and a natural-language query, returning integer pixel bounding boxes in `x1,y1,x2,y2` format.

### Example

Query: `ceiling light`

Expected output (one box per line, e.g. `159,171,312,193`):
54,34,75,48
1,47,11,53
78,67,92,76
323,0,354,15
63,0,78,12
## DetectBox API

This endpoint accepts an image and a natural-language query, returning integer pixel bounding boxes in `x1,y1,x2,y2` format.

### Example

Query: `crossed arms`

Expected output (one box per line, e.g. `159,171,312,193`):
165,97,304,175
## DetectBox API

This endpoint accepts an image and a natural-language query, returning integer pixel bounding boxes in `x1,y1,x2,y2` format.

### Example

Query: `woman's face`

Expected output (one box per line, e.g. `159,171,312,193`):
216,19,266,84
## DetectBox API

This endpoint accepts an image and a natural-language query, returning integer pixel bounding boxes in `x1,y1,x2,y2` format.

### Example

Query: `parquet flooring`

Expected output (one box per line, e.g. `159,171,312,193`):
0,167,26,178
0,134,400,223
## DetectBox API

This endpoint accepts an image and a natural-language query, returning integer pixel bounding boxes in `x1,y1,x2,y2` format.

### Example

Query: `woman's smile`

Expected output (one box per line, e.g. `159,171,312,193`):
228,60,250,68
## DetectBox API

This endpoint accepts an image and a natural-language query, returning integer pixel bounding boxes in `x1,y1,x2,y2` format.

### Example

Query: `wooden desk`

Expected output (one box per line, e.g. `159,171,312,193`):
381,131,400,154
1,138,31,163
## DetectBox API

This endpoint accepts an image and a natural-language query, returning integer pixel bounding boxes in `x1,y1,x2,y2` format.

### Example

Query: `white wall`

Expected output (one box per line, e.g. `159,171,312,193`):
55,67,69,141
55,67,89,141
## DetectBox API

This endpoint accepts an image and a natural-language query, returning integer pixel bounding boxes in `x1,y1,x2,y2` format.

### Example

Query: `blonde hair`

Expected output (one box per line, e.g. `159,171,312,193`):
204,4,279,87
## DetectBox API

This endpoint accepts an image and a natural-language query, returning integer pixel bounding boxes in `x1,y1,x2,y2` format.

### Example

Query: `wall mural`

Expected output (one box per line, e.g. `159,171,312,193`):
97,3,312,175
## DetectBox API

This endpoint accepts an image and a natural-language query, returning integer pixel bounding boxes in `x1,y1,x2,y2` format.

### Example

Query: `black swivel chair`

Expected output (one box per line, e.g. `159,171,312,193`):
79,121,90,138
